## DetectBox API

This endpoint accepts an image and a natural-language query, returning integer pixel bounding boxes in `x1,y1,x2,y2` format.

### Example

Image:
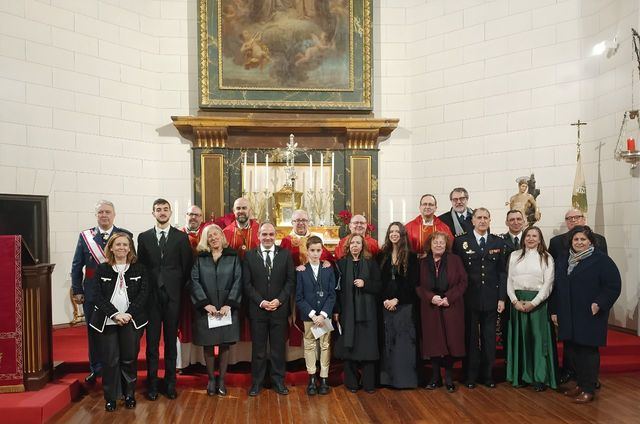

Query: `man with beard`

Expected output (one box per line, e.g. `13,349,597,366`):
333,214,380,259
223,197,260,259
439,187,474,237
71,200,132,383
405,194,453,253
177,205,206,371
137,199,192,400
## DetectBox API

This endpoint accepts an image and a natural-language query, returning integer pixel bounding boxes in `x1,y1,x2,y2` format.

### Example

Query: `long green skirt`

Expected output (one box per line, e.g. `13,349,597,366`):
506,290,558,388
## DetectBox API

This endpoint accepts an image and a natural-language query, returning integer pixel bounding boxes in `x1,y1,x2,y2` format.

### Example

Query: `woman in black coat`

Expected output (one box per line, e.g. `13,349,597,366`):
335,233,382,393
90,232,148,412
189,224,242,396
550,226,621,404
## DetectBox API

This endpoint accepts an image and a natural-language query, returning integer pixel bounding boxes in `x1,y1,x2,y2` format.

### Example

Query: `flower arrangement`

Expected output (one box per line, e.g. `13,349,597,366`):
335,210,376,237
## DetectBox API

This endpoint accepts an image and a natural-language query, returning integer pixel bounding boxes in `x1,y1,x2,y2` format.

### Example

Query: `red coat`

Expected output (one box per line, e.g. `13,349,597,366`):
222,220,259,259
334,235,380,259
279,234,334,267
416,253,467,359
405,215,453,253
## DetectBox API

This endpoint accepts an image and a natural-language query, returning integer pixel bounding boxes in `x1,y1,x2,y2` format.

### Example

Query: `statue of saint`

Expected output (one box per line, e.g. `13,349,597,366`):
509,176,541,226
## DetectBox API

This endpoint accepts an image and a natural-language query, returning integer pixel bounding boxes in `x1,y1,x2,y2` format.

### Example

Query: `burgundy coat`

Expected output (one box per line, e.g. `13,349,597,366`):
417,253,467,359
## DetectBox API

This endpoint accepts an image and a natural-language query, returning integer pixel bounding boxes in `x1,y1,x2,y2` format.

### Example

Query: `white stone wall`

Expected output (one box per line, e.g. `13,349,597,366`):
375,0,640,331
0,0,197,324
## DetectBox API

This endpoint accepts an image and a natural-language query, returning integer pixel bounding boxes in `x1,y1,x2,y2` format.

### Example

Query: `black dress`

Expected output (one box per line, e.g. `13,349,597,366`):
379,253,419,388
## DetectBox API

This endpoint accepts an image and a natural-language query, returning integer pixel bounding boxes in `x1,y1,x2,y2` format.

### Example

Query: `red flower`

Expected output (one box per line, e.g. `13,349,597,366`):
367,223,376,234
337,210,352,225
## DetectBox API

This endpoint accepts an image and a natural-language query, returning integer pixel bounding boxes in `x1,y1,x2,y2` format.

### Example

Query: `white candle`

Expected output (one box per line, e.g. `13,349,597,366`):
319,153,324,190
401,199,406,223
253,153,257,191
309,154,313,189
243,152,247,191
265,154,269,190
330,152,335,189
389,199,394,222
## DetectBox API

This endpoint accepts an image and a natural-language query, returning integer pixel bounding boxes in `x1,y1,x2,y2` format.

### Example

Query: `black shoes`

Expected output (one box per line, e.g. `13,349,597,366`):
307,375,318,396
273,381,289,395
207,378,216,396
318,378,330,395
483,380,496,389
248,383,261,396
146,389,159,401
559,371,575,385
166,389,178,399
124,396,136,409
105,401,116,412
217,380,227,396
534,383,546,392
446,383,456,393
85,372,98,384
464,381,476,389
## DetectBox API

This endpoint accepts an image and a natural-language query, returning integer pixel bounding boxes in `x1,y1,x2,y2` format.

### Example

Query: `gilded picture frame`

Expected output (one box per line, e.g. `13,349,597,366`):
198,0,372,110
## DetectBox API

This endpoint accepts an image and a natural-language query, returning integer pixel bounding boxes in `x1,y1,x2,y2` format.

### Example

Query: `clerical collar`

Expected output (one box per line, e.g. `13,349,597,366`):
186,225,200,234
422,217,434,225
236,221,250,230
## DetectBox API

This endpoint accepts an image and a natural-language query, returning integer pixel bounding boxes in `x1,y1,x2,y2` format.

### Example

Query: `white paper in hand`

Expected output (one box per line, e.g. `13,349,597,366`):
310,319,334,339
208,313,232,329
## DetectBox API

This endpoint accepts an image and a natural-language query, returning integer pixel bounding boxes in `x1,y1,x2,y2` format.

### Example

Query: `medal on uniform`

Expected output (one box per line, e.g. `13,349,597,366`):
462,241,469,250
241,245,246,250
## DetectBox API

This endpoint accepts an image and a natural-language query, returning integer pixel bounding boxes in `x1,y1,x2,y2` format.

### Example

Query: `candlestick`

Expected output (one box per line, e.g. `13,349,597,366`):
627,137,636,151
330,152,334,189
320,153,324,190
253,153,257,190
243,152,247,191
265,154,269,190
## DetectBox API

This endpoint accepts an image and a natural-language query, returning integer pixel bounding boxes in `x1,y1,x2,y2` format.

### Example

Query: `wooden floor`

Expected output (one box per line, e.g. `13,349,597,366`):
51,373,640,423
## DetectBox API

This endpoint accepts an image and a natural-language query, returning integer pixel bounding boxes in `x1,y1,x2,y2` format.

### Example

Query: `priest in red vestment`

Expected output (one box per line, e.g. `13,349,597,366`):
334,214,380,259
279,209,333,267
222,197,259,258
405,194,453,253
177,205,206,369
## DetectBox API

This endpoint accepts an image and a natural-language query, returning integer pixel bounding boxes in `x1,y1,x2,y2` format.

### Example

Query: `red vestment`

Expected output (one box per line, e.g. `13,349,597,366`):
222,220,259,259
279,233,334,267
333,234,380,259
405,215,453,253
178,224,205,343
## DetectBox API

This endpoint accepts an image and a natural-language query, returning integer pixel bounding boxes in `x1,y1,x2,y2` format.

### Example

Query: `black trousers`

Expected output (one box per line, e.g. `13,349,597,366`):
101,323,143,401
84,299,102,373
250,314,288,386
567,341,599,394
344,360,376,391
465,308,497,382
146,287,180,391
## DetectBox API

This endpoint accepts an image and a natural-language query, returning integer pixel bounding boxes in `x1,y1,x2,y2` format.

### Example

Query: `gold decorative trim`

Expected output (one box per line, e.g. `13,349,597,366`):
194,127,228,148
0,384,25,393
346,128,379,149
201,154,225,219
199,0,209,106
350,155,371,219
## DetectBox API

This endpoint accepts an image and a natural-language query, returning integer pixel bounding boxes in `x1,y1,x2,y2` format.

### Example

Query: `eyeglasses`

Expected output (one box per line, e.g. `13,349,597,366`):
451,197,468,202
187,213,202,217
292,219,309,223
351,221,367,225
565,215,584,221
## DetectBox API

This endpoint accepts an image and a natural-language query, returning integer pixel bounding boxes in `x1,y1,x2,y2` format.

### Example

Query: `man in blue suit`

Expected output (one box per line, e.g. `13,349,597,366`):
71,200,132,383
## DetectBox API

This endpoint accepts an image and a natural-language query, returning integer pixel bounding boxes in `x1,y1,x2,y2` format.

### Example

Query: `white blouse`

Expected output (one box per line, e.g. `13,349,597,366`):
507,249,554,307
107,264,130,326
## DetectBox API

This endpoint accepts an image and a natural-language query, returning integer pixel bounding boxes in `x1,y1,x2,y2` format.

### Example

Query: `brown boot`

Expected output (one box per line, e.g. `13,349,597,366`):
573,392,594,404
562,385,582,397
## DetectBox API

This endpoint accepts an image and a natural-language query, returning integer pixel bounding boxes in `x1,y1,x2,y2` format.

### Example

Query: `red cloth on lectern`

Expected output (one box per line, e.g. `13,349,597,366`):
333,234,380,259
0,235,24,392
223,220,259,342
405,215,453,253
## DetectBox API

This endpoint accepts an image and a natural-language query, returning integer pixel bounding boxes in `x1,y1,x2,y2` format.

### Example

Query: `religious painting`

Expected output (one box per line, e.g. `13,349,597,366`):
198,0,372,110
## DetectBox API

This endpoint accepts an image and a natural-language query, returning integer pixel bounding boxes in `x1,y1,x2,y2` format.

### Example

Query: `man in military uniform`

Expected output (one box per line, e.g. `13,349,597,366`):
453,207,506,389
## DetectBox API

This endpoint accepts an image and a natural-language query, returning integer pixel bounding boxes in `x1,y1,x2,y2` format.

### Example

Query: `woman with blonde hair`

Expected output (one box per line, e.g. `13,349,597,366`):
189,224,243,396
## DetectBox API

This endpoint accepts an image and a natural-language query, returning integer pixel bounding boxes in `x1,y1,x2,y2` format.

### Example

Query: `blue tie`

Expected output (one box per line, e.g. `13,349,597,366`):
479,236,486,251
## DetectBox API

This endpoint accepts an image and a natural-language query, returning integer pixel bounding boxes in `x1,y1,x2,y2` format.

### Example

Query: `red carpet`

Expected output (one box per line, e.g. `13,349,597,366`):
2,325,639,423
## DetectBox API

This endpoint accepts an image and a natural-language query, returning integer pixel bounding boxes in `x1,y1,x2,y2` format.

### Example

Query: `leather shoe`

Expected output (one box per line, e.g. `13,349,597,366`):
206,378,216,396
105,401,116,412
306,375,317,396
124,396,136,409
483,380,496,389
248,384,261,396
273,382,289,395
318,378,330,395
166,389,178,399
146,390,159,401
563,385,582,397
446,383,456,393
534,383,546,392
346,385,358,393
573,392,594,404
425,380,443,390
85,372,98,384
217,382,227,397
464,381,476,389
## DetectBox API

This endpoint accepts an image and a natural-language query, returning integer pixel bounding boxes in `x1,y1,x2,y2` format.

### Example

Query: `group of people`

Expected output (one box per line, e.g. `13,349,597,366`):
70,188,621,411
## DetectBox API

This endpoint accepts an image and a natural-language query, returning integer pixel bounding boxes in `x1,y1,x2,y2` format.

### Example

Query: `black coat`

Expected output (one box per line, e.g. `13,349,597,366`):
89,262,148,332
189,249,243,346
295,264,336,320
379,252,419,305
438,209,473,237
550,250,621,346
137,226,193,301
243,246,295,319
335,257,382,361
548,231,608,260
453,233,507,311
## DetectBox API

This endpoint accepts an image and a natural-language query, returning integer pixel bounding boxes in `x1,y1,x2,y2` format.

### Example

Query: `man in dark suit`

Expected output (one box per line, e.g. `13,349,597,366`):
243,222,295,396
499,209,525,350
548,208,608,385
453,207,506,389
137,198,192,400
439,187,474,237
548,208,608,260
71,200,132,383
